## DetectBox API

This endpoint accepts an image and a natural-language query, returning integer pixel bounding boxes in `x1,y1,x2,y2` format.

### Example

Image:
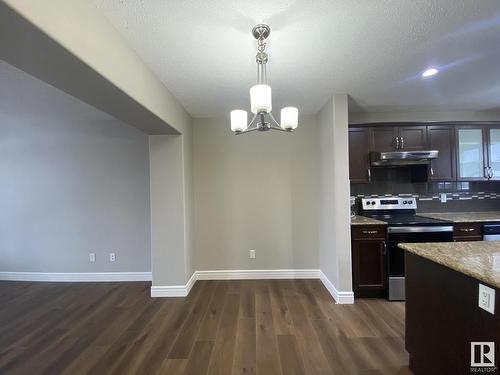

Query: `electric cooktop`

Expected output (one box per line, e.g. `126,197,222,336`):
360,197,451,226
364,214,450,226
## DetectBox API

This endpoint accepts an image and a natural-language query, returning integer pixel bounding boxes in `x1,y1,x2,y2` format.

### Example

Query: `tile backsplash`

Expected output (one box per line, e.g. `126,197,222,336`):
351,181,500,213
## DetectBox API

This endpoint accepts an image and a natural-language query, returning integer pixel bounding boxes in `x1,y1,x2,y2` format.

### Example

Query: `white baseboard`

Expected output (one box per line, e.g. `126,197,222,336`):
150,268,353,304
0,271,152,282
151,269,319,298
0,269,353,304
150,272,196,297
319,270,354,304
195,269,320,280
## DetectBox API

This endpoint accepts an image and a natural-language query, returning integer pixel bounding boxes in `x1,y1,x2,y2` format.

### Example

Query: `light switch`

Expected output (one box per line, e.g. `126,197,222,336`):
479,284,495,314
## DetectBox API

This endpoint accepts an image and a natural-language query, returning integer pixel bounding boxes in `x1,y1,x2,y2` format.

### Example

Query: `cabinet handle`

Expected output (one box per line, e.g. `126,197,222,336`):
362,230,378,234
484,167,489,179
367,168,371,182
459,228,475,232
489,166,494,178
395,137,400,149
400,137,404,149
383,242,387,255
430,167,434,176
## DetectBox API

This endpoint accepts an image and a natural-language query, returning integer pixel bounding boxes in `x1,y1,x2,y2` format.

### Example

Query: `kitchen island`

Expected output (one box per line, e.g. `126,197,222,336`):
399,241,500,375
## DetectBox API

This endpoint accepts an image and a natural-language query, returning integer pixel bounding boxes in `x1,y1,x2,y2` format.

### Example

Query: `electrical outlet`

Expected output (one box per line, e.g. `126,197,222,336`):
109,252,116,262
479,283,495,314
249,250,256,259
440,193,447,203
89,253,96,263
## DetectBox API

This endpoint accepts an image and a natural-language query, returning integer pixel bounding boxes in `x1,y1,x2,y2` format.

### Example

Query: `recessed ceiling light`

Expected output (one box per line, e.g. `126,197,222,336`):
422,68,438,78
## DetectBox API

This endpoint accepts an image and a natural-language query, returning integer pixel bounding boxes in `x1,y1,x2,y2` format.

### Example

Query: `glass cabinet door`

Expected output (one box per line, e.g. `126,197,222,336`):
457,128,485,179
489,128,500,179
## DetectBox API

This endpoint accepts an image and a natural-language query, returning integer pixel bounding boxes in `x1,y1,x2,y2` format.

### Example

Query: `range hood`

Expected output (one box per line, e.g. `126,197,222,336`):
370,150,439,166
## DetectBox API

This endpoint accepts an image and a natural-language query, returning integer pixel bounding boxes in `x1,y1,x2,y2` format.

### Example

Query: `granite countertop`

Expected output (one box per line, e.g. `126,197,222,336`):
399,241,500,289
350,215,386,226
417,212,500,223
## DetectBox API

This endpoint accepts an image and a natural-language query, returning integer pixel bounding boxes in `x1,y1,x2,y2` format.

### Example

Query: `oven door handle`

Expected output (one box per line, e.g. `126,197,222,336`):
388,226,453,233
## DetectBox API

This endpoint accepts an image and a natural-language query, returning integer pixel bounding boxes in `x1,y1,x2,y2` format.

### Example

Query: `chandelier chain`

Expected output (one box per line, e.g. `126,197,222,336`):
257,37,266,53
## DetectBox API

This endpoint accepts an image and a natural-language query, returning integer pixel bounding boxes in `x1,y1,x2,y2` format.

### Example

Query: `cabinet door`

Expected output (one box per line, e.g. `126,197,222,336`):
398,126,428,151
370,126,398,152
487,127,500,180
428,125,456,181
456,127,487,180
349,128,371,183
352,239,386,293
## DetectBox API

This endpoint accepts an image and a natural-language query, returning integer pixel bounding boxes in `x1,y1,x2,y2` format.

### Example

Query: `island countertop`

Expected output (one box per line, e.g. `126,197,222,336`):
350,215,386,226
417,211,500,223
399,241,500,289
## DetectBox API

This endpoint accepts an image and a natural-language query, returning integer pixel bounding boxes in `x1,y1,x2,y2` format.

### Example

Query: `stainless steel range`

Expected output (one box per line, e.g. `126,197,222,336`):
361,197,453,301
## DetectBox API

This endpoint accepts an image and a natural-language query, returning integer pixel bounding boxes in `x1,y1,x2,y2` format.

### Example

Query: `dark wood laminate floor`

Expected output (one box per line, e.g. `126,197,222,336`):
0,279,412,374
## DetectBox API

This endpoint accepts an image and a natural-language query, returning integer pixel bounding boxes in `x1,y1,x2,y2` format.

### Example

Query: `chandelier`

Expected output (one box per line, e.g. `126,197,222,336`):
230,24,298,135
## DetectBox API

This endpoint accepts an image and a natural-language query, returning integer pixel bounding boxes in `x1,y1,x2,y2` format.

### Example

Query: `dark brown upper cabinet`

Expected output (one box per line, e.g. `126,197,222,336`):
348,122,500,183
456,125,488,181
398,126,428,151
456,124,500,181
348,128,371,183
486,125,500,180
370,126,398,152
428,125,456,181
370,125,428,151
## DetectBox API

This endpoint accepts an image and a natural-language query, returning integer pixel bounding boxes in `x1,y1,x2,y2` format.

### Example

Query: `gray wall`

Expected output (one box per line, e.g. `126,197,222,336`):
318,98,338,286
319,95,352,292
0,65,151,273
150,133,194,285
192,116,319,271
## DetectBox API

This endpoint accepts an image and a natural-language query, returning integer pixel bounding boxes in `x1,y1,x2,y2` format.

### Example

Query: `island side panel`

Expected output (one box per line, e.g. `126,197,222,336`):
405,252,500,375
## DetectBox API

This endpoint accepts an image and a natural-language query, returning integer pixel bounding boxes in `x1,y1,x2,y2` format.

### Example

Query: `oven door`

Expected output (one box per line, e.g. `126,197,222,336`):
387,226,453,301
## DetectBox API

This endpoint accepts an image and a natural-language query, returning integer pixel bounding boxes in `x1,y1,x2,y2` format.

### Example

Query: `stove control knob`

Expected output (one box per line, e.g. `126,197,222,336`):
371,201,376,205
408,200,413,204
366,201,370,205
403,200,407,204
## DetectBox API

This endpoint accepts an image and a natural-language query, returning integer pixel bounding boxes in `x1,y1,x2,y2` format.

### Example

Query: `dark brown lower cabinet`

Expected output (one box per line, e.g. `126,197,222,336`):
351,225,387,298
453,223,483,242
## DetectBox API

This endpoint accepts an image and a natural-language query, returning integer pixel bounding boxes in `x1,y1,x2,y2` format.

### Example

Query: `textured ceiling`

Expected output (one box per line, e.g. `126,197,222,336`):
95,0,500,117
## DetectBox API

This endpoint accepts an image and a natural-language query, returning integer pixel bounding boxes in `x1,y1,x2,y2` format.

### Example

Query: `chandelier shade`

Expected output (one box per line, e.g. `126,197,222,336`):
280,107,299,130
230,24,298,135
250,84,272,114
230,110,248,132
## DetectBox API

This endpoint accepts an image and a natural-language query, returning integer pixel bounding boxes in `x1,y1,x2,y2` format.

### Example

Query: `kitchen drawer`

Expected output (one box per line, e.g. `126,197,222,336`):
352,225,387,240
453,223,482,238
